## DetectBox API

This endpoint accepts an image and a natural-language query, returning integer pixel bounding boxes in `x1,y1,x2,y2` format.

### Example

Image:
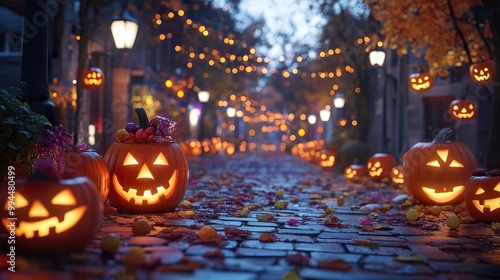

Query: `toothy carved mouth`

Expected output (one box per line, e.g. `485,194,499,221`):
411,82,430,90
369,169,383,177
2,206,87,238
474,73,490,81
112,170,177,205
422,185,464,204
453,112,475,119
472,198,500,213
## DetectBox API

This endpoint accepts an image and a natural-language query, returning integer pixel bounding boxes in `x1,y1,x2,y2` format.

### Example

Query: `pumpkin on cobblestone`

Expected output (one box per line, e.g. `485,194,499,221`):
104,108,188,213
464,172,500,222
403,128,477,205
367,153,397,181
344,164,368,182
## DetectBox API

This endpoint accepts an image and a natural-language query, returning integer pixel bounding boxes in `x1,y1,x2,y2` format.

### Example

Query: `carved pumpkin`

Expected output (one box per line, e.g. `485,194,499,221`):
82,67,105,90
408,72,434,92
344,164,368,182
403,128,477,205
318,150,335,168
367,153,397,181
104,142,189,213
1,176,103,253
469,59,495,85
464,175,500,222
104,108,188,213
64,148,110,203
448,99,477,121
391,166,405,185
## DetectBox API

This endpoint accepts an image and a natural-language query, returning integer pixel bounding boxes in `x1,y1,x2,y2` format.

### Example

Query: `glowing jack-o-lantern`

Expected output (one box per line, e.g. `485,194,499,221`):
104,142,189,213
367,153,397,181
469,59,495,85
448,99,477,121
0,177,103,253
408,72,434,92
391,166,405,185
403,128,477,205
464,175,500,222
344,164,368,182
82,67,105,90
318,150,335,168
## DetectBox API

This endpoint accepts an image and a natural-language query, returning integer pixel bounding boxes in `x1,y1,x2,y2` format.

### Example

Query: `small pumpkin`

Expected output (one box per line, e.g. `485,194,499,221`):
448,99,477,121
104,108,189,213
318,149,335,168
391,166,405,185
408,72,434,92
469,59,494,85
367,153,397,181
464,171,500,222
82,67,105,90
344,164,368,182
403,128,477,205
64,146,110,203
0,160,103,253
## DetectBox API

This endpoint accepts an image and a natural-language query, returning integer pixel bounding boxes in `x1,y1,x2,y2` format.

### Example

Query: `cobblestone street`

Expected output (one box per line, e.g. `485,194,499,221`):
3,151,500,280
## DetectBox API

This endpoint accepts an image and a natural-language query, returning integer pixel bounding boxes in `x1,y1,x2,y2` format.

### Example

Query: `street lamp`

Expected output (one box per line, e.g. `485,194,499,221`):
319,109,331,142
226,106,236,118
333,93,345,109
369,50,386,67
198,90,210,140
111,5,139,49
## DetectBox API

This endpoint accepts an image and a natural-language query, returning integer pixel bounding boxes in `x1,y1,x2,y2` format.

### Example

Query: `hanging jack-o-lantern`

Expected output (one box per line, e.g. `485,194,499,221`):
64,146,110,203
403,128,477,205
469,59,495,85
408,72,434,92
344,164,368,182
367,153,397,181
391,166,405,185
104,108,189,213
82,67,105,90
448,99,477,121
0,162,103,253
464,172,500,222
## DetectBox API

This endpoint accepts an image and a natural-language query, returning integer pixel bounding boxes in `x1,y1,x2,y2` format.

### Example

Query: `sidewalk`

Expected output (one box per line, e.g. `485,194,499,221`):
2,151,500,279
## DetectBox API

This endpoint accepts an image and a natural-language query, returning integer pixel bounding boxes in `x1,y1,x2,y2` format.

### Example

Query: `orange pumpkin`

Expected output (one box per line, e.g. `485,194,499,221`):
82,67,105,90
104,142,189,213
403,128,477,205
64,148,110,203
469,59,494,85
367,153,397,181
448,99,477,120
391,166,405,185
408,72,434,92
464,173,500,222
1,176,102,253
344,164,368,182
318,149,335,168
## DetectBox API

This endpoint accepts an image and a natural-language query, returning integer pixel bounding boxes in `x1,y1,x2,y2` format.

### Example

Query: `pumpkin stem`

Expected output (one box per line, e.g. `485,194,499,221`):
432,127,454,143
135,108,150,129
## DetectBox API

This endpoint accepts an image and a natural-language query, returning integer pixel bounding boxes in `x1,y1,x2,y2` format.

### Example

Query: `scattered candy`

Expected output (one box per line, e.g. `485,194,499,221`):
116,129,129,142
198,225,217,242
100,234,121,254
406,209,419,221
132,218,151,236
337,196,345,206
446,214,461,229
430,205,442,216
276,189,285,198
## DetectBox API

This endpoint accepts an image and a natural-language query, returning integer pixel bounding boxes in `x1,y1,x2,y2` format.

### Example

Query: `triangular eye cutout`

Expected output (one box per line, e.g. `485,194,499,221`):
123,153,139,166
51,189,77,205
154,153,169,165
4,192,29,210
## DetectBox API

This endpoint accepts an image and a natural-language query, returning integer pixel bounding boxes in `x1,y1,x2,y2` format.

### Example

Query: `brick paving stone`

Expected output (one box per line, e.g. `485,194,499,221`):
241,240,294,251
294,242,345,253
235,247,288,257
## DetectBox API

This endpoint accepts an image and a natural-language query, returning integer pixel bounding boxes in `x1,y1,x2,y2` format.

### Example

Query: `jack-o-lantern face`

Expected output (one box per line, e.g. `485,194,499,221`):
112,151,178,205
449,99,477,120
391,166,404,185
403,128,477,205
465,176,500,222
104,142,189,213
344,164,368,182
0,177,102,253
367,153,397,181
469,60,495,85
318,150,335,168
408,72,434,92
82,67,105,90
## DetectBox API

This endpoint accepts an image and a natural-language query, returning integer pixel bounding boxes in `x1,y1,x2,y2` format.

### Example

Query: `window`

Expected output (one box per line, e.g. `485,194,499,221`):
0,31,23,55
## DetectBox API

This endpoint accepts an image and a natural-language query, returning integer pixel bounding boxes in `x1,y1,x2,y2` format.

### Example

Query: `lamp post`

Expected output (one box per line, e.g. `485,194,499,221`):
333,93,346,109
319,108,331,141
369,49,388,153
308,114,317,140
198,90,210,140
111,5,139,50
